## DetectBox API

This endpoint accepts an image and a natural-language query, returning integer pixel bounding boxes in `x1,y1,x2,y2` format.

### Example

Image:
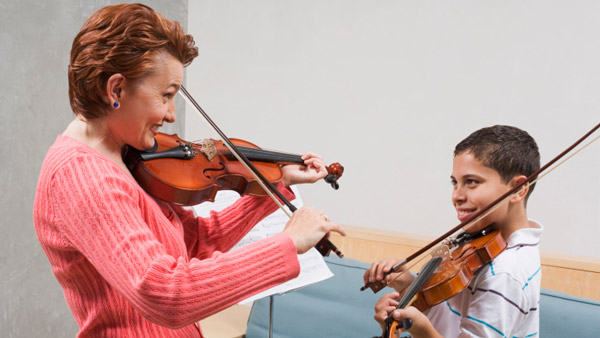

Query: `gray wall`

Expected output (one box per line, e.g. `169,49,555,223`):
0,1,187,336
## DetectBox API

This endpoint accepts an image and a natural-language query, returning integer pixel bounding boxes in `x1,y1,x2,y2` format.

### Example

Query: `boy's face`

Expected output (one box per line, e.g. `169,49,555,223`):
451,151,513,233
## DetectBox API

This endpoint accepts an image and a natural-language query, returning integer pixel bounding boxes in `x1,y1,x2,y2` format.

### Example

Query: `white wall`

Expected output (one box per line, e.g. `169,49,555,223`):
185,1,600,258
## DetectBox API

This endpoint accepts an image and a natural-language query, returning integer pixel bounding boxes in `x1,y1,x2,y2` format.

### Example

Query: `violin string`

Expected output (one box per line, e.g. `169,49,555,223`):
234,146,303,163
178,87,293,218
240,145,302,158
387,251,430,287
387,237,464,288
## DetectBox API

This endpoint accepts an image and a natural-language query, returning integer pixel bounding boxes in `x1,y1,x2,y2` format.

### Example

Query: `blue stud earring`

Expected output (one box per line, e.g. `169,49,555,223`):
113,102,119,109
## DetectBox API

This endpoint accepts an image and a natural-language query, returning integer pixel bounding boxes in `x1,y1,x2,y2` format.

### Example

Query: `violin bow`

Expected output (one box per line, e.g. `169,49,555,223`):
362,121,600,292
178,86,343,257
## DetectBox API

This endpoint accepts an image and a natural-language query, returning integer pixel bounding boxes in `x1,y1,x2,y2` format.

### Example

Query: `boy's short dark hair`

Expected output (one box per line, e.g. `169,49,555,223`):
454,125,540,200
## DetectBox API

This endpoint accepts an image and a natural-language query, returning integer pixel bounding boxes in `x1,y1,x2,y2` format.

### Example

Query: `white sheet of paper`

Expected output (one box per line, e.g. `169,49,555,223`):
190,187,333,303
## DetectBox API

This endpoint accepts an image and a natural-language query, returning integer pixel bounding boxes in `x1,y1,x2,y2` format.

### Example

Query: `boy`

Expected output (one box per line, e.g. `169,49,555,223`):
365,125,542,338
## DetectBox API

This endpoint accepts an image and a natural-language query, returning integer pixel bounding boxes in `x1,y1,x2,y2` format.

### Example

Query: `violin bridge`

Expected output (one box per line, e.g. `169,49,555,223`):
198,139,217,161
431,243,450,260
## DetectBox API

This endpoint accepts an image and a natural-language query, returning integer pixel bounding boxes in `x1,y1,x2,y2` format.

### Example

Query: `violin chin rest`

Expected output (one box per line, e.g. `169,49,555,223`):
142,138,159,153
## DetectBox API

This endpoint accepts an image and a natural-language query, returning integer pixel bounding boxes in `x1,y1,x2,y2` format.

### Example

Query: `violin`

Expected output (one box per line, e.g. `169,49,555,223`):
124,85,345,258
124,132,344,206
372,228,505,338
408,229,505,312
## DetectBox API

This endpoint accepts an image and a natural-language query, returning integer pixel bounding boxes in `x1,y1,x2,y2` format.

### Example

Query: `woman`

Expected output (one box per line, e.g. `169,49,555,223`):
33,4,344,337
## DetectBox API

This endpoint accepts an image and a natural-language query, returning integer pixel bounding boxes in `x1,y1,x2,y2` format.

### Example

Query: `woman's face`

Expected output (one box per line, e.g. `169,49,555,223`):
106,51,184,151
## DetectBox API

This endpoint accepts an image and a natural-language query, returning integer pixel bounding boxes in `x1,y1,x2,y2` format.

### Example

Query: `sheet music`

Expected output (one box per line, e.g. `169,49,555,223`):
190,187,333,303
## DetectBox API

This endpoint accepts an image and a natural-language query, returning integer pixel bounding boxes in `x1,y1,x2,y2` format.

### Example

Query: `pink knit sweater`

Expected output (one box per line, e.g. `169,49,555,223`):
33,135,300,337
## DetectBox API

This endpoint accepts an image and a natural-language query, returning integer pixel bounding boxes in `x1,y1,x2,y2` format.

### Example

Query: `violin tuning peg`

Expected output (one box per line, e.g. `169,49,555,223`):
324,174,340,190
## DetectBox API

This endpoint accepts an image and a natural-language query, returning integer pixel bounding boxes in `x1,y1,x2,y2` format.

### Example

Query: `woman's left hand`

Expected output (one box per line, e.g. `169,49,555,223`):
281,152,328,186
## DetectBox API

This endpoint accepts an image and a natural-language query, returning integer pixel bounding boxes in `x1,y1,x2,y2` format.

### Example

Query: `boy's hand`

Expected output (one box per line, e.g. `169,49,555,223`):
374,293,443,338
391,306,444,338
364,257,415,292
373,292,400,330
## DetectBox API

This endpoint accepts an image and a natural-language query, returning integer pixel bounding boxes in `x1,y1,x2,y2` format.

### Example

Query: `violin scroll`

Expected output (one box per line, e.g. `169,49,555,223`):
324,162,344,190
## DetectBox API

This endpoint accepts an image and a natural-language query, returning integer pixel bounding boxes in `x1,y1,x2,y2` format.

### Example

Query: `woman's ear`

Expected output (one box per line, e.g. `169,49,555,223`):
105,74,126,108
509,175,529,204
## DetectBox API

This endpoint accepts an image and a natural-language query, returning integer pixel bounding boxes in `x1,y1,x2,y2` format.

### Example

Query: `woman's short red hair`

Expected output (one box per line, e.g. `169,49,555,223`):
68,3,198,119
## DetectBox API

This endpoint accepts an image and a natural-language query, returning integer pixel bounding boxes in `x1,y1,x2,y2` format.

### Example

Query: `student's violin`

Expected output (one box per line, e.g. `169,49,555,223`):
366,122,600,338
372,228,505,338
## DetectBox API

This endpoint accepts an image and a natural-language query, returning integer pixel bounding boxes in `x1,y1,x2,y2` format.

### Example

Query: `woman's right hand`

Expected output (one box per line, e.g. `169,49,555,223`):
282,206,345,254
364,257,415,292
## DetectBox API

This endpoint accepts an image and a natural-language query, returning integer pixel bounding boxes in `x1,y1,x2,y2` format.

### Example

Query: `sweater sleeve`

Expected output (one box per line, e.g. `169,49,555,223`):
174,183,296,259
46,154,300,328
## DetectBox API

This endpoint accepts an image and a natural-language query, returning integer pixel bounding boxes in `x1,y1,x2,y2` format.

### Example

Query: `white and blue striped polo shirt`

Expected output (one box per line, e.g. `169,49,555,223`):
427,220,543,338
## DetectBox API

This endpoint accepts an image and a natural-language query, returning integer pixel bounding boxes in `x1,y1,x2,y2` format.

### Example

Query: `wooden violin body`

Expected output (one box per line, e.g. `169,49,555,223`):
411,229,506,311
380,230,506,338
124,132,344,206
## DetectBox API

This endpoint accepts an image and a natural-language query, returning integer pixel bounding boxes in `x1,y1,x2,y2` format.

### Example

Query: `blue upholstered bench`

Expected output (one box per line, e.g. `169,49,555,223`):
245,256,600,338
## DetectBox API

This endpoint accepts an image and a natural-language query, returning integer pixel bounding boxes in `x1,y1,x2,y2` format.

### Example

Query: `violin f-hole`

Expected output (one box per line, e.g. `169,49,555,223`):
203,162,226,179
